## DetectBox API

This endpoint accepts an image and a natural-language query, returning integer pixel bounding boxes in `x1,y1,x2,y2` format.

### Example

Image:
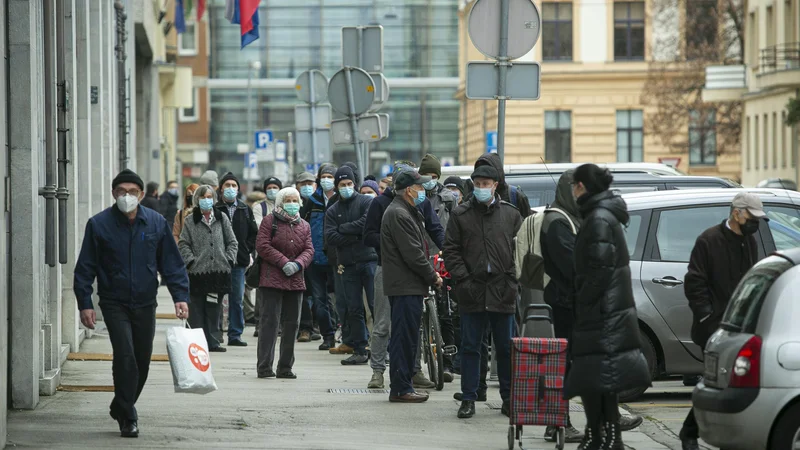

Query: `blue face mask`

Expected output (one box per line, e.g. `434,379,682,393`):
339,186,355,199
283,203,301,216
473,187,494,203
266,189,279,201
320,178,335,192
168,188,179,196
452,192,460,203
198,198,214,211
299,185,315,199
413,188,426,206
223,187,237,201
422,180,438,191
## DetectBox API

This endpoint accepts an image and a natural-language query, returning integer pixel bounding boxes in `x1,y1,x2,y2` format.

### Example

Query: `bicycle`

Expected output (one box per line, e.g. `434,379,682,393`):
421,286,445,391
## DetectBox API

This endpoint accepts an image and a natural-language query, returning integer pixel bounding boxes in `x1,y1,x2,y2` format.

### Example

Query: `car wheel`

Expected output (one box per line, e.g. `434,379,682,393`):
618,329,658,403
770,402,800,449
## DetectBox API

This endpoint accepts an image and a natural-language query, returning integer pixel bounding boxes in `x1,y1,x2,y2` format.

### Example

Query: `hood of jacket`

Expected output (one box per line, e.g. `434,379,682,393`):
578,190,629,225
475,153,506,186
550,170,581,227
246,191,266,205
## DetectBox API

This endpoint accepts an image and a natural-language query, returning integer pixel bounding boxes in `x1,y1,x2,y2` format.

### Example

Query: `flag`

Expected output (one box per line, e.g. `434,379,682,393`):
197,0,206,22
229,0,261,49
175,0,186,33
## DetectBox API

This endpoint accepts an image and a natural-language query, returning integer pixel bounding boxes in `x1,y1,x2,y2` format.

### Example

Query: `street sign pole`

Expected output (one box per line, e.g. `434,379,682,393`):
357,27,367,178
497,0,509,164
343,68,365,178
308,71,319,166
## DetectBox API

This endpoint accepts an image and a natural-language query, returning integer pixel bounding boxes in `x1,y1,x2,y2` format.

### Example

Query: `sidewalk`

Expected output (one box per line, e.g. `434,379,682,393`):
8,289,675,449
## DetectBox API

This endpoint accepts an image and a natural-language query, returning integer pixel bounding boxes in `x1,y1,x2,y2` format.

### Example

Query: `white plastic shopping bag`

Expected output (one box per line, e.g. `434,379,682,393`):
166,322,218,394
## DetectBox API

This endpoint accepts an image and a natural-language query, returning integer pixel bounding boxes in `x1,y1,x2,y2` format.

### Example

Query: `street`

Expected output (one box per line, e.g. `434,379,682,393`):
7,289,706,450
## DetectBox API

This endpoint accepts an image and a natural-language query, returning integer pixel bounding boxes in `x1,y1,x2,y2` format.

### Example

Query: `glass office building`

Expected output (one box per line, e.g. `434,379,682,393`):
207,0,460,176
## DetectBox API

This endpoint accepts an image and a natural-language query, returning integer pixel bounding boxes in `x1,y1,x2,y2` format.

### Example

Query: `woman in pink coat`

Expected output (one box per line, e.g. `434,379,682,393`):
255,186,314,379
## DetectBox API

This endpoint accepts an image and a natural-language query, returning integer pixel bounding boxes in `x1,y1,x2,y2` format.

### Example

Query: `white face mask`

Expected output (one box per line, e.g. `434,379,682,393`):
116,194,139,214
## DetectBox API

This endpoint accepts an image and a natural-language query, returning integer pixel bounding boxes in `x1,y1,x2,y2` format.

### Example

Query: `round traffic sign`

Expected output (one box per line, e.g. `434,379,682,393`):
468,0,541,60
328,67,376,117
295,69,329,104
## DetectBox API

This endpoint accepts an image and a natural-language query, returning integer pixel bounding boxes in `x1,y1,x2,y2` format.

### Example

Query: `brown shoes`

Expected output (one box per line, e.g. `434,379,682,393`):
389,392,430,403
329,343,354,355
297,331,312,342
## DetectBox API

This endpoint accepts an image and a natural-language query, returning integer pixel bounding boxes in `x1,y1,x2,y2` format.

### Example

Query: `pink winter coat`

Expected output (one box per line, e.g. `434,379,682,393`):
256,212,314,291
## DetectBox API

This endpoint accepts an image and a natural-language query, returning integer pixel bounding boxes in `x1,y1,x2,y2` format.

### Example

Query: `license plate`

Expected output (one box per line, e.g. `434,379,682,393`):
704,354,718,381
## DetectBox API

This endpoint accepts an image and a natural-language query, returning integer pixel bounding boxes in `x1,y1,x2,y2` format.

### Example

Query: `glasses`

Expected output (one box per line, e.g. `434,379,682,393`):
113,188,141,198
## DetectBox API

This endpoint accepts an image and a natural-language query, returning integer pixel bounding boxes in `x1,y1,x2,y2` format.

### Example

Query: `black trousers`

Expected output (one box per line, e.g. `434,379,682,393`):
581,392,621,427
188,293,221,349
682,408,699,439
101,301,157,422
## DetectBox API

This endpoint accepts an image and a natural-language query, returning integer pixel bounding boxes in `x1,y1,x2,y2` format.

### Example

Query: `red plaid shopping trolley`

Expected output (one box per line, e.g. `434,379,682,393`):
508,304,568,450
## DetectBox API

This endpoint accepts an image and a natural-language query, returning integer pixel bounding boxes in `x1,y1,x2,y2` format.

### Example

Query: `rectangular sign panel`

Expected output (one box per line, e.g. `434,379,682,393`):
466,61,541,100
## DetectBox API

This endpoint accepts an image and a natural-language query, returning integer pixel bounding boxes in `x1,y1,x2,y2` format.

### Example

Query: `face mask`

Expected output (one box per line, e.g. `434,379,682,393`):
411,188,426,206
299,185,314,199
422,180,438,191
320,178,335,192
198,198,214,211
116,194,139,214
740,218,760,236
474,187,494,203
168,188,179,196
223,187,237,201
283,203,301,216
452,192,460,203
266,189,279,201
364,193,377,198
339,186,355,199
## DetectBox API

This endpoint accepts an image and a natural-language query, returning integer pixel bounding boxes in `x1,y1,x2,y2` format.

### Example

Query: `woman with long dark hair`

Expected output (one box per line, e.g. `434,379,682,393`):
172,183,199,244
566,164,650,450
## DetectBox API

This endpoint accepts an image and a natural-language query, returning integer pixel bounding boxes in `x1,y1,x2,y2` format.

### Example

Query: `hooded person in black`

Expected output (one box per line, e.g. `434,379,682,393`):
473,153,531,218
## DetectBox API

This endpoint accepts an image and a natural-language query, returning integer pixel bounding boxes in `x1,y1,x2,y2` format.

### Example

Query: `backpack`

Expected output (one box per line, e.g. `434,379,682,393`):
260,201,267,217
245,213,279,289
515,207,577,290
509,185,518,206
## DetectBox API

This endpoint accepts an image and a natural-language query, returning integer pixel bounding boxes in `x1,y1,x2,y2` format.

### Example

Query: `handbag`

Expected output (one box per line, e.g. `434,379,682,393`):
245,213,278,289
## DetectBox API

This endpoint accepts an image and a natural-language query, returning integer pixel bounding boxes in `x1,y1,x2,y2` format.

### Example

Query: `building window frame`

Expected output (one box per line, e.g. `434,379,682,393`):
542,2,573,62
616,109,644,162
688,109,717,166
179,88,199,123
178,23,198,57
613,1,646,61
545,110,572,163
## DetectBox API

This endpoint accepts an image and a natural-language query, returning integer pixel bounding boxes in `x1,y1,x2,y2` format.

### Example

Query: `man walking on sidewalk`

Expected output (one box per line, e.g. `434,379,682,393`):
74,169,190,438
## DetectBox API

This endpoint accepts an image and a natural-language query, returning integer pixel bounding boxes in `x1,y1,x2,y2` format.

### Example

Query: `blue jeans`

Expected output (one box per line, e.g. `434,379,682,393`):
389,295,423,397
228,266,246,341
309,263,336,338
340,261,376,354
460,311,513,402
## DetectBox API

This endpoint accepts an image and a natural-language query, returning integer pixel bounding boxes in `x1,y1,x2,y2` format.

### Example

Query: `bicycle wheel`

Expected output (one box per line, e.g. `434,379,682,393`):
421,304,438,388
426,298,445,391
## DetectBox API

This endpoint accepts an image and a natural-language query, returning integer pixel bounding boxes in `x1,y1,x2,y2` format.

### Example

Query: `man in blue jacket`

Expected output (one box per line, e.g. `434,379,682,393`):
362,161,443,390
74,169,189,438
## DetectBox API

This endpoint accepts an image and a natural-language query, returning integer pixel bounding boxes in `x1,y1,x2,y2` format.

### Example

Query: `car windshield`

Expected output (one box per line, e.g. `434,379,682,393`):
720,256,794,333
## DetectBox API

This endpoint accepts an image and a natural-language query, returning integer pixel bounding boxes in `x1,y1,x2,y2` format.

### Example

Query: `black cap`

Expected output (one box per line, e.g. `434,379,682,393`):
443,176,465,193
263,176,283,191
112,169,144,191
334,166,355,187
394,170,432,190
219,172,241,189
471,165,499,182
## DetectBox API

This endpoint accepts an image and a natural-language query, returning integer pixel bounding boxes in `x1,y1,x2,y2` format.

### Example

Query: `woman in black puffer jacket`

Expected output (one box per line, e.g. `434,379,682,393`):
566,164,650,450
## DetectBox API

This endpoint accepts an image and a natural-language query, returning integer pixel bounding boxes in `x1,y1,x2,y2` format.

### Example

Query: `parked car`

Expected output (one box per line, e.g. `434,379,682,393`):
756,178,797,190
561,188,800,401
692,248,800,450
440,162,683,178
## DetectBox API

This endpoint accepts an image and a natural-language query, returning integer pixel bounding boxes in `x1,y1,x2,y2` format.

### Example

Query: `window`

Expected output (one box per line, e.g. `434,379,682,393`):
689,109,717,165
773,112,778,169
656,206,729,262
623,212,645,258
746,117,751,170
755,115,760,169
721,256,794,333
763,114,769,169
783,111,788,168
614,2,645,60
178,23,198,56
542,2,573,61
179,88,199,122
545,111,571,163
685,0,718,60
765,206,800,251
616,110,644,162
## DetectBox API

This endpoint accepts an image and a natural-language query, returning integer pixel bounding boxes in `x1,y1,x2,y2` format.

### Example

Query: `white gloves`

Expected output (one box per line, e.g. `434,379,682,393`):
282,262,301,277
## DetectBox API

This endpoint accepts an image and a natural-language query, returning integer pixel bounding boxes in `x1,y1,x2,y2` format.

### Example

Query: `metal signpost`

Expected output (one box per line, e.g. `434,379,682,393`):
328,66,376,178
466,0,541,163
294,70,331,169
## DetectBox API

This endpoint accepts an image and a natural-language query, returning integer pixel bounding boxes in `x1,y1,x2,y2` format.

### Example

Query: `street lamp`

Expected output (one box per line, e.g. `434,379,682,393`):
246,60,261,190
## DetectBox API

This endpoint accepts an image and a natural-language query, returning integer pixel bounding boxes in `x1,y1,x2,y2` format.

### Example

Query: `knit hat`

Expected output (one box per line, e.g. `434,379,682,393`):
318,163,337,180
200,170,219,187
361,180,380,195
443,176,465,193
219,172,240,190
342,162,361,186
364,175,377,181
263,176,283,191
112,169,144,191
275,187,301,208
334,166,355,188
471,165,499,182
419,154,442,179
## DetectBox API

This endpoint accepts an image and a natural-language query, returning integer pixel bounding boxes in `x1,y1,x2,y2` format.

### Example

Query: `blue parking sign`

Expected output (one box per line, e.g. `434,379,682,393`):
254,130,273,150
486,131,497,153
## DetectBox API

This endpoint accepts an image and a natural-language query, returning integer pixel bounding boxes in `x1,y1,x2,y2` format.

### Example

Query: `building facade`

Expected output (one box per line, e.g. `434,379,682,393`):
703,0,800,187
458,0,741,180
176,0,462,182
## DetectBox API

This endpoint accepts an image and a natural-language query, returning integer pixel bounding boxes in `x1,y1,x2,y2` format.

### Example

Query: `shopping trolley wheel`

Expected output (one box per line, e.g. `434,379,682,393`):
507,425,515,450
555,426,565,450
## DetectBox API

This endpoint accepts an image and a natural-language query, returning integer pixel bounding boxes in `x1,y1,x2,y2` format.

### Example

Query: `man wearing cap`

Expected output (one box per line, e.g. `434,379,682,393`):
444,164,523,419
419,154,456,243
381,168,444,403
74,169,190,438
324,165,377,364
294,171,321,342
679,192,765,450
443,176,465,205
253,177,283,227
216,172,258,347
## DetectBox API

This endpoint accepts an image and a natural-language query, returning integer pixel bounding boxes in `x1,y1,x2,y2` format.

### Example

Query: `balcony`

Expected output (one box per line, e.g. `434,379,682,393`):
758,43,800,90
702,65,747,103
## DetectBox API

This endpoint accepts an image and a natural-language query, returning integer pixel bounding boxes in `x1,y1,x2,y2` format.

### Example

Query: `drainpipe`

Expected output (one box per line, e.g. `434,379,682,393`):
56,0,71,264
115,1,128,169
39,0,57,268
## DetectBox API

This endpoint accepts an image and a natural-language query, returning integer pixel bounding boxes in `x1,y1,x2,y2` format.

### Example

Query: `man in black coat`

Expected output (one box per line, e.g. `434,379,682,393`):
216,172,258,347
158,180,180,225
141,182,160,212
381,169,443,403
444,164,522,419
324,166,377,365
679,192,763,450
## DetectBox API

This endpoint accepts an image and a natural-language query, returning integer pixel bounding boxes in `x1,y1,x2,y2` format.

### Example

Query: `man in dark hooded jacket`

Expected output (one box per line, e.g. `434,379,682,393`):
472,153,531,217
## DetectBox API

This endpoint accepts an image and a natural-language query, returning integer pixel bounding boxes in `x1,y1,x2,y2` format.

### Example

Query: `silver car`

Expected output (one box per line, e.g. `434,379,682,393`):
693,248,800,450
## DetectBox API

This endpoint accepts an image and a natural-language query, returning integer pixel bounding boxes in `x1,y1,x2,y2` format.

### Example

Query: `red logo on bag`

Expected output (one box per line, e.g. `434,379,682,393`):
188,343,210,372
